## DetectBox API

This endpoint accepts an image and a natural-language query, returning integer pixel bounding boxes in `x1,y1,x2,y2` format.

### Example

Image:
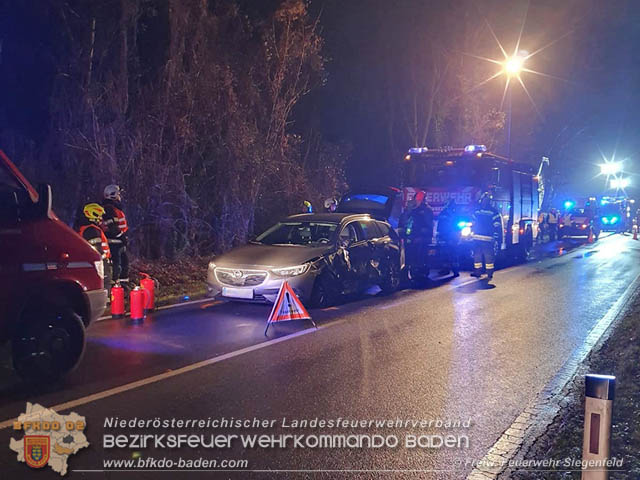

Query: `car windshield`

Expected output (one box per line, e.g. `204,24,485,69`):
255,222,338,246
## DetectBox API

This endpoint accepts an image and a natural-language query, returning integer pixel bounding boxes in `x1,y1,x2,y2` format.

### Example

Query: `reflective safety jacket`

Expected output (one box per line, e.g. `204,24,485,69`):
472,206,501,242
437,207,460,244
406,204,434,242
78,224,111,259
102,199,128,244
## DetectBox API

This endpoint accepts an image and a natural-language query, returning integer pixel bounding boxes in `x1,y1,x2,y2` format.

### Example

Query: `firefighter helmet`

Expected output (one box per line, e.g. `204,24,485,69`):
104,184,122,201
480,192,493,208
83,203,105,223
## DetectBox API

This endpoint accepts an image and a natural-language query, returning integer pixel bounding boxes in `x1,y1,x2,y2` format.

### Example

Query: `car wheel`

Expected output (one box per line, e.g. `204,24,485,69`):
310,274,336,309
380,258,401,294
12,304,86,382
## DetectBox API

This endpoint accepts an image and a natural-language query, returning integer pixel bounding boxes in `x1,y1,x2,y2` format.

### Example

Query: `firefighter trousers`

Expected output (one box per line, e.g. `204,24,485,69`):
110,243,129,285
473,240,495,276
441,242,460,274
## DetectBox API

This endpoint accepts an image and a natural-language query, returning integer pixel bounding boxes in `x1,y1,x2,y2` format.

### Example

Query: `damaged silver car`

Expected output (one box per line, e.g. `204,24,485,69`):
206,213,403,307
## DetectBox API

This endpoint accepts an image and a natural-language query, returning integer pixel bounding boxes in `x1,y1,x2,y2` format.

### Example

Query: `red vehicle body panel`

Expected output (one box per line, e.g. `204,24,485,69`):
0,150,106,343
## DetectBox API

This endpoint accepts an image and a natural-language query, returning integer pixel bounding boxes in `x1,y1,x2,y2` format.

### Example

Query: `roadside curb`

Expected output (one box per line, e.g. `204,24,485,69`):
467,270,640,480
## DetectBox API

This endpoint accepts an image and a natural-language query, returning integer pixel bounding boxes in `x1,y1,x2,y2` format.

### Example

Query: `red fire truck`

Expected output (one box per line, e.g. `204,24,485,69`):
338,145,540,267
0,150,107,381
402,145,539,261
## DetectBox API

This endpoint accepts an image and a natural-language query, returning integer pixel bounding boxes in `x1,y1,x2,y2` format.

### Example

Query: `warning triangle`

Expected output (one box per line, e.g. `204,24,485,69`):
267,281,312,323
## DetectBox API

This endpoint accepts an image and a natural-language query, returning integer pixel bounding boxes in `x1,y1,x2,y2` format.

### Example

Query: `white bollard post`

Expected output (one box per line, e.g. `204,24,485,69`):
582,374,615,480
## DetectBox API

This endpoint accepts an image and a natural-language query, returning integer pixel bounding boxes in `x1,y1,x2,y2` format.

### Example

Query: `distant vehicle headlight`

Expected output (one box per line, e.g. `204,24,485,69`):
271,264,310,277
94,260,104,279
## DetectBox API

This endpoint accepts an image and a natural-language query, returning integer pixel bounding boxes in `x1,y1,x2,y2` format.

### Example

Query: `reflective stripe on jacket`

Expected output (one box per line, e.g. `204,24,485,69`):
472,207,501,242
78,224,111,259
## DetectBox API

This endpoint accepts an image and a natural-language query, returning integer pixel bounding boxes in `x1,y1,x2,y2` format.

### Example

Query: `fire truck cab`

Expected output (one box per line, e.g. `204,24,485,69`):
0,150,107,381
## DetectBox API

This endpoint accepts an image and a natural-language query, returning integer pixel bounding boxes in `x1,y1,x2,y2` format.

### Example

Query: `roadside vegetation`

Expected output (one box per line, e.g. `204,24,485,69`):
512,292,640,479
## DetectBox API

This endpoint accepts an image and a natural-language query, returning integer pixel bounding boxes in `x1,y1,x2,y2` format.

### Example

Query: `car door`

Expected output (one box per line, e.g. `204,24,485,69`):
374,220,401,267
355,219,385,285
336,220,369,290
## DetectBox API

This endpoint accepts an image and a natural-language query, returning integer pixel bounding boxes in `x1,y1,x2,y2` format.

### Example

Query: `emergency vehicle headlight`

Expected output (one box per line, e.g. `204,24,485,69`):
408,147,429,154
461,226,472,237
601,217,609,224
94,260,105,279
464,144,487,153
271,264,310,277
611,216,619,224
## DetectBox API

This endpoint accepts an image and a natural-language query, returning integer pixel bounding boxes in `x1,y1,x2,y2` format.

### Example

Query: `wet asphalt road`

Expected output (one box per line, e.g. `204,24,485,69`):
1,233,638,479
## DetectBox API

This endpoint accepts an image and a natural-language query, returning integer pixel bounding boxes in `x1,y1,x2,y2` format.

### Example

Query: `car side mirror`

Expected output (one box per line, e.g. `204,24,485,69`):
35,183,52,218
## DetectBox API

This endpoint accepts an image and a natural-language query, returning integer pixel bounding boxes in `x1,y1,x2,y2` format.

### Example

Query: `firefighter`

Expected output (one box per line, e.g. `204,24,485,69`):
436,198,460,277
75,203,111,289
102,185,129,288
547,208,558,241
471,193,501,280
302,200,313,213
398,197,417,238
404,196,434,278
536,210,547,244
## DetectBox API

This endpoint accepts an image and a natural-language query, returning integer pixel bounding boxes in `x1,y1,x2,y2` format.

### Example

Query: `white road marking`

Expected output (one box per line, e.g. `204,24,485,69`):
466,269,640,480
0,237,616,431
0,326,318,430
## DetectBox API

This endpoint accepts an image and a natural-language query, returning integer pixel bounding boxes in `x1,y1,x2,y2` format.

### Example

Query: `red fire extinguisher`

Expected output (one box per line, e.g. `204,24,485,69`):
140,272,156,313
130,286,148,322
111,283,125,319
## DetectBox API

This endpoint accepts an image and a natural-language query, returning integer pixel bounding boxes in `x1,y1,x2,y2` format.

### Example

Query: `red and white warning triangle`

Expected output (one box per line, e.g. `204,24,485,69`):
265,281,317,335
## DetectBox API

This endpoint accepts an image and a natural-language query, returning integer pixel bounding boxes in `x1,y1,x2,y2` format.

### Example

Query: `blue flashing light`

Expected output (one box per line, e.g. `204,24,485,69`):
344,194,389,205
601,217,609,224
600,199,607,206
464,144,487,153
457,220,472,229
408,147,429,154
611,216,619,224
563,200,574,210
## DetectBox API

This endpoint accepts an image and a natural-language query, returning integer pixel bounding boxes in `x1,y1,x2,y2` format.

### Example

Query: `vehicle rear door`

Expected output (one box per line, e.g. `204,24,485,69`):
336,220,370,289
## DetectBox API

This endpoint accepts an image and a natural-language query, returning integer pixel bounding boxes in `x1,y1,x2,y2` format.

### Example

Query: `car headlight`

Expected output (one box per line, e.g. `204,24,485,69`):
94,260,104,279
271,263,310,277
208,261,216,271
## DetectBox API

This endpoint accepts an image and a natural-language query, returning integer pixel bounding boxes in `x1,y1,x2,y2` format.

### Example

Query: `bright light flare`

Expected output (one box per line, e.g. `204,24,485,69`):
610,177,630,189
504,55,525,76
462,7,572,120
600,162,622,175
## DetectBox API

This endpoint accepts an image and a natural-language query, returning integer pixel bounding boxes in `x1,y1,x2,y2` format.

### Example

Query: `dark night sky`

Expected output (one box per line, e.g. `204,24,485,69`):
2,0,640,202
308,0,640,201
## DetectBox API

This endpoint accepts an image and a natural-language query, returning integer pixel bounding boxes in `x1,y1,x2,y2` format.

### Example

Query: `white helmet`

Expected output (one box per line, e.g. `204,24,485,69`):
104,184,122,201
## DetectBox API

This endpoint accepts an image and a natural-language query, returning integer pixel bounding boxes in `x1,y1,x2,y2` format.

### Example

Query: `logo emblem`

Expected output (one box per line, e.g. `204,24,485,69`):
233,270,243,278
24,436,50,469
10,402,89,475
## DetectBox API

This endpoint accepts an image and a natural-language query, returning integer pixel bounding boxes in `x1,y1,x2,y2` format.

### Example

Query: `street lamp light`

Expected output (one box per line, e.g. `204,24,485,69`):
600,162,622,175
504,54,525,76
610,177,630,189
503,51,527,159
